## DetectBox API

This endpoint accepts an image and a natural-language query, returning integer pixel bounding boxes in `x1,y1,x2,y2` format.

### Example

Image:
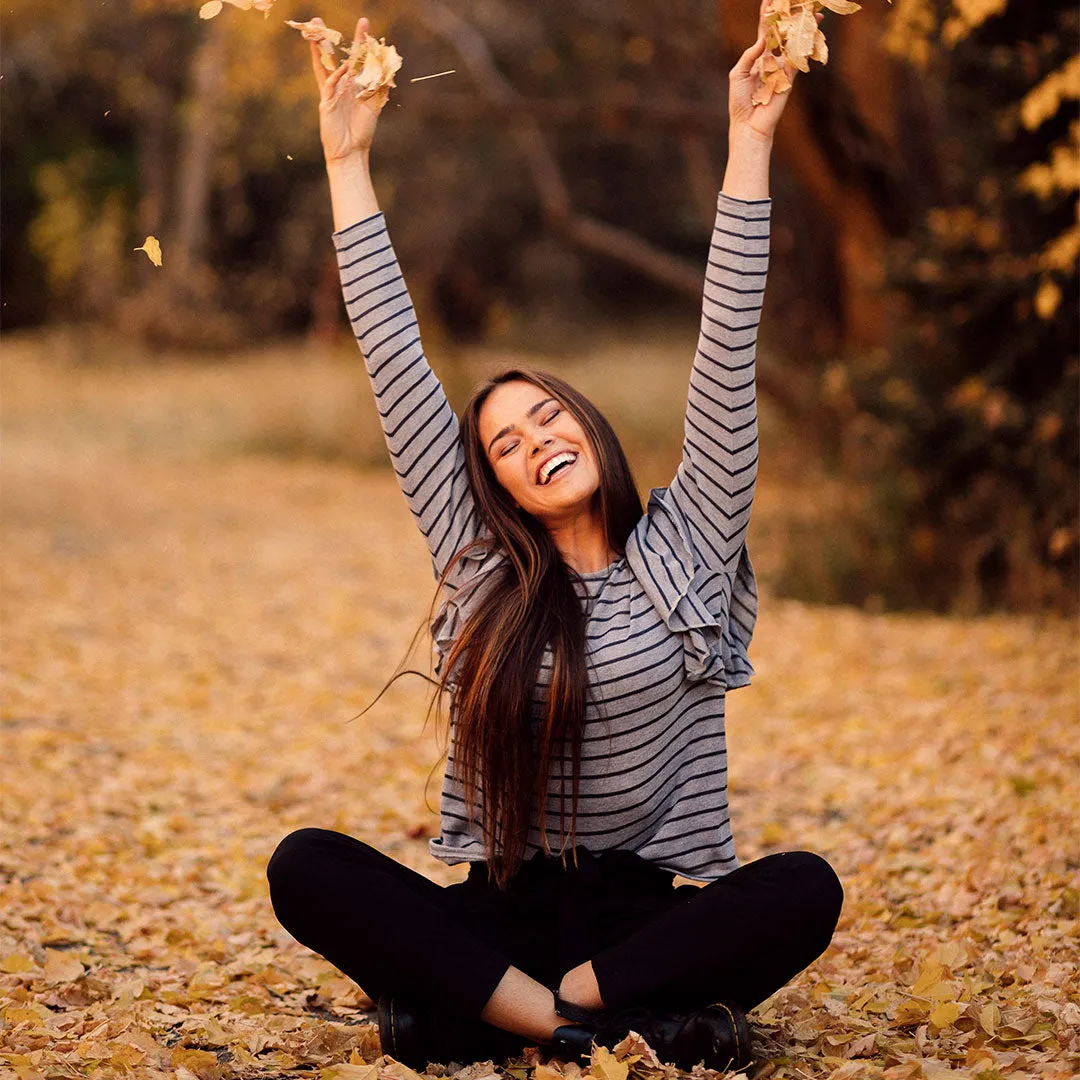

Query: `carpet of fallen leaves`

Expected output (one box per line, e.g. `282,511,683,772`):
2,338,1078,1080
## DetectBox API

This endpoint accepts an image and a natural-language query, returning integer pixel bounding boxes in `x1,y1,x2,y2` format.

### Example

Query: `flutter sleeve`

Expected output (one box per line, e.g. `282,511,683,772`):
333,211,484,580
625,192,771,688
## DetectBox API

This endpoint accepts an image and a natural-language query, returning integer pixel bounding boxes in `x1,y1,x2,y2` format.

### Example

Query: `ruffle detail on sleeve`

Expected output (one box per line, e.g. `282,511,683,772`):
429,542,507,690
625,487,757,688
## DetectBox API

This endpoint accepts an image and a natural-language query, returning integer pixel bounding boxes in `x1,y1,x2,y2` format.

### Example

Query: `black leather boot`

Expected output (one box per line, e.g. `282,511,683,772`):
544,993,605,1061
377,994,530,1069
377,995,427,1069
545,994,754,1074
655,1001,754,1073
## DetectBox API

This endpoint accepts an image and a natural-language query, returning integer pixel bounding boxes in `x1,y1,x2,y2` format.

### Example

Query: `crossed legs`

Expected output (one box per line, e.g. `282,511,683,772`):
266,829,843,1042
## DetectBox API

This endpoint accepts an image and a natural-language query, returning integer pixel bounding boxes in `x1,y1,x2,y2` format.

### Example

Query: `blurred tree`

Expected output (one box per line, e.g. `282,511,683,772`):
1,0,1075,611
780,0,1079,612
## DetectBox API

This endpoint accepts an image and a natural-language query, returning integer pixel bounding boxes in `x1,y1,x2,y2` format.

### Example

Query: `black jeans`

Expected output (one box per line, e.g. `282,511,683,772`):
267,829,843,1026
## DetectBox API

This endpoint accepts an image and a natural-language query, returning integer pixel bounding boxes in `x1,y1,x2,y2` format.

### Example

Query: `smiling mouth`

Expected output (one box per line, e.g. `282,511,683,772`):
538,451,578,485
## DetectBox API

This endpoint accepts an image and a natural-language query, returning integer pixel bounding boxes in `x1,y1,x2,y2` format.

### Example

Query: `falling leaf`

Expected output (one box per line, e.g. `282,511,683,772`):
200,0,275,17
134,236,163,267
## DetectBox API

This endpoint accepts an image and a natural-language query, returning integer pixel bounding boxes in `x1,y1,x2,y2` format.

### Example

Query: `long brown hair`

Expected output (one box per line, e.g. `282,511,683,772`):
437,369,642,888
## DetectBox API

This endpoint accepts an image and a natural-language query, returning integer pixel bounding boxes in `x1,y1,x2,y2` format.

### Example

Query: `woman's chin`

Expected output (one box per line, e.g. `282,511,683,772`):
531,480,600,520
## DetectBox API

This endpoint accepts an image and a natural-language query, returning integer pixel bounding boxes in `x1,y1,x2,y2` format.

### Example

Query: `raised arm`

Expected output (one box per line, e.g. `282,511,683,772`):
312,18,482,578
667,6,813,573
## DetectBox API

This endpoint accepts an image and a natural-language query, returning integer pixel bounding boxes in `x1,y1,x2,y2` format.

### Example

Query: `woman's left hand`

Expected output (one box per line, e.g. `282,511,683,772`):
728,0,823,143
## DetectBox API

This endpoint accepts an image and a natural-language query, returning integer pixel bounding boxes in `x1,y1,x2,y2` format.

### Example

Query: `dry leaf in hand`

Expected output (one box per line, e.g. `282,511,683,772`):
751,0,866,106
285,18,345,72
345,32,403,111
134,236,163,267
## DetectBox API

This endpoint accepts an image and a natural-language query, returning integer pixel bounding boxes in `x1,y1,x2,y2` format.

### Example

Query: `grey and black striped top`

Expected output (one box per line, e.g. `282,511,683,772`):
333,191,770,882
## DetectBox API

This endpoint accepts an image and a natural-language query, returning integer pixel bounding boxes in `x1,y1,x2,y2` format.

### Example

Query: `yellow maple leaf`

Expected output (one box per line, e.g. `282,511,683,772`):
929,1001,963,1030
170,1047,222,1079
134,236,163,267
911,959,944,996
534,1066,567,1080
0,953,36,973
978,1002,1001,1036
590,1045,629,1080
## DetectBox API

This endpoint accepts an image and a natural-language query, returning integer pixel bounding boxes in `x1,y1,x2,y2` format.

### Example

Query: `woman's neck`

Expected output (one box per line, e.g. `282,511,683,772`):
545,509,617,575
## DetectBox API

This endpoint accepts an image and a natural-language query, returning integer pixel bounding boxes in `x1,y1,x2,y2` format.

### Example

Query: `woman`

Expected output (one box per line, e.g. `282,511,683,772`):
267,4,843,1072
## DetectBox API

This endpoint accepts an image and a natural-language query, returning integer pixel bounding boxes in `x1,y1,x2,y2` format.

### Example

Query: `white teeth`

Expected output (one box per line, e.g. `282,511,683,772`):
539,452,577,485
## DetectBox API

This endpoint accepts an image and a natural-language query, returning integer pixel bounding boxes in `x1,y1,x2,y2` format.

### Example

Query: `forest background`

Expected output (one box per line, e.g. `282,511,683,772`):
2,0,1077,614
3,3,1080,1080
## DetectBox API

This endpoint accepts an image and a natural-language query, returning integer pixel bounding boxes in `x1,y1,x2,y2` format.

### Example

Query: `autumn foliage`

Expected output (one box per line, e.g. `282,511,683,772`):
788,0,1078,612
0,0,1076,613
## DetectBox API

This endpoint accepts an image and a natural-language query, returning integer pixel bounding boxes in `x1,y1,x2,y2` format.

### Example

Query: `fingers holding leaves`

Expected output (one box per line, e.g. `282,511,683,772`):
322,59,351,108
735,33,769,78
747,2,829,108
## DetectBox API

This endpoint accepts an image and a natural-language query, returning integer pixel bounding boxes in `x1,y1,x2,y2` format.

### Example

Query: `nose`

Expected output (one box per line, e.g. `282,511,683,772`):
530,434,554,455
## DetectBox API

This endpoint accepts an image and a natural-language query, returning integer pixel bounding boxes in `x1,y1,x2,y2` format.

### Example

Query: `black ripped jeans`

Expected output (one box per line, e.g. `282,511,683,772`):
266,829,843,1052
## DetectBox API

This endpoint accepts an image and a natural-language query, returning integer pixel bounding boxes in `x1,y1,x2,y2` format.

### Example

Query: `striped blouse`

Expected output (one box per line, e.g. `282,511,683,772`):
333,192,770,882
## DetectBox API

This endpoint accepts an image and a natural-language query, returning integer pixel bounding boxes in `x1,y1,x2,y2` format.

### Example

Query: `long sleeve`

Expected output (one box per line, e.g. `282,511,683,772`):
667,192,770,571
624,191,769,688
333,212,484,579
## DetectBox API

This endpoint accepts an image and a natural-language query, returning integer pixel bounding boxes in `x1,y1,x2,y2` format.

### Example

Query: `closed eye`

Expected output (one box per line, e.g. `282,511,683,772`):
543,409,561,424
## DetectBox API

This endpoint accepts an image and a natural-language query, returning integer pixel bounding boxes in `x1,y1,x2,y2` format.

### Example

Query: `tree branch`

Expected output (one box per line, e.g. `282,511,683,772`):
409,0,812,423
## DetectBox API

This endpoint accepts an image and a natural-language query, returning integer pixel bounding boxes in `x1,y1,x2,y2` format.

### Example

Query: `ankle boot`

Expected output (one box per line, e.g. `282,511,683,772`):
377,995,429,1069
554,997,753,1074
377,994,529,1069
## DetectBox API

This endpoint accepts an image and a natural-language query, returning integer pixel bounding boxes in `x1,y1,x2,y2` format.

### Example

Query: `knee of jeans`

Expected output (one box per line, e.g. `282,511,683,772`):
266,827,332,899
784,850,845,934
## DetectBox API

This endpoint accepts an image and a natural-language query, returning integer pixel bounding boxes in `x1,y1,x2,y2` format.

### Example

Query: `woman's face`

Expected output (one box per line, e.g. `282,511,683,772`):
477,380,601,523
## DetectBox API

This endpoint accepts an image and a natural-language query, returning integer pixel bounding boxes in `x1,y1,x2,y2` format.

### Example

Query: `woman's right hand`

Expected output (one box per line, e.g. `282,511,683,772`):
310,15,381,163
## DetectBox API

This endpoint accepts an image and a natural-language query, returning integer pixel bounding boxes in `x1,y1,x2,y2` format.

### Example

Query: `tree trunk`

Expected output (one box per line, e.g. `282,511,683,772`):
716,0,901,351
172,16,227,275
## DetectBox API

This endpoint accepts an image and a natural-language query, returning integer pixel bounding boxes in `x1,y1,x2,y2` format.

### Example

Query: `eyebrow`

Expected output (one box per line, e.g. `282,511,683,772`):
487,397,557,454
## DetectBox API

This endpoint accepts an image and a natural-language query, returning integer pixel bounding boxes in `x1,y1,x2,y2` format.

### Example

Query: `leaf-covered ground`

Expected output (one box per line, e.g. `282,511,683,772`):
2,339,1078,1080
